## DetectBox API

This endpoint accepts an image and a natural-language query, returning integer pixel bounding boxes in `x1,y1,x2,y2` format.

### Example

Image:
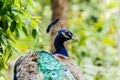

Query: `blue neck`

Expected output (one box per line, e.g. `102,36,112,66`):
52,34,68,57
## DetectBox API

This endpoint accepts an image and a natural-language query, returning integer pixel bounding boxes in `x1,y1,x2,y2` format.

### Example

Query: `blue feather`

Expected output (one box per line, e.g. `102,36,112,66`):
46,18,59,33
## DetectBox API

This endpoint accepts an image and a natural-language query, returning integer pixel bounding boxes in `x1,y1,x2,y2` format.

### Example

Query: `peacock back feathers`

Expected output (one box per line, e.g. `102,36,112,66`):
37,51,75,80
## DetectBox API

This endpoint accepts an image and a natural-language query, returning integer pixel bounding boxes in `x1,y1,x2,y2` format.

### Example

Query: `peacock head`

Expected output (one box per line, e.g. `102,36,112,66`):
46,18,79,42
54,29,79,56
57,29,79,41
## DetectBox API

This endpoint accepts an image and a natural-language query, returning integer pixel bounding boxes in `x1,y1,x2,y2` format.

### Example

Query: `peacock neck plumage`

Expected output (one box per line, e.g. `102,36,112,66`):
52,34,68,57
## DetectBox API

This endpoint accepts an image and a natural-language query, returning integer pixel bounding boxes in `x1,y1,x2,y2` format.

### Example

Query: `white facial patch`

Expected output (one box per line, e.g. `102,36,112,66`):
61,32,69,38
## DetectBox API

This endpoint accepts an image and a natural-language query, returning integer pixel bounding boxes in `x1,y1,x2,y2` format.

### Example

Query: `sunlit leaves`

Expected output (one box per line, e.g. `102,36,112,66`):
28,0,34,8
109,26,116,34
30,19,38,28
102,37,116,46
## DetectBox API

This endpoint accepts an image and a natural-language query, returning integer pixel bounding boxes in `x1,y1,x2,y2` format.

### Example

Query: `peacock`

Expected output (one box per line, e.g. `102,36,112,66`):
14,18,85,80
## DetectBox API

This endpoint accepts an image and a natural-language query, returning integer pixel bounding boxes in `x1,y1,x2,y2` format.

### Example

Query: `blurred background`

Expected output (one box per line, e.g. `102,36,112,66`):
0,0,120,80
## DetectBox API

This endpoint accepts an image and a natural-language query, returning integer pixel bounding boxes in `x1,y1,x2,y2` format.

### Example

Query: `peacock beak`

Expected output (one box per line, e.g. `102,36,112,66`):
72,36,80,41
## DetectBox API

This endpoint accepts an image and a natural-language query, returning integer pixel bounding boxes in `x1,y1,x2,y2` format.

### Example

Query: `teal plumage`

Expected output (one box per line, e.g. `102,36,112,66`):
37,51,75,80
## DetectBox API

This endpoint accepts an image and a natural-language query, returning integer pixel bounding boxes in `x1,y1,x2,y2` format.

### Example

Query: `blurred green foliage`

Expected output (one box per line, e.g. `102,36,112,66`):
68,0,120,80
0,0,120,80
0,0,41,79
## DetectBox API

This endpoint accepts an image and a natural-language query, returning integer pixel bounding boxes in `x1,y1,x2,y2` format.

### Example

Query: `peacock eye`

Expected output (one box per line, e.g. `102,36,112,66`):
65,32,69,36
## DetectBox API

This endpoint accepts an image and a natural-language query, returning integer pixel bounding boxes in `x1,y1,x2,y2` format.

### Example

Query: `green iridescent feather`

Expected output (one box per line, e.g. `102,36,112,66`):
37,51,75,80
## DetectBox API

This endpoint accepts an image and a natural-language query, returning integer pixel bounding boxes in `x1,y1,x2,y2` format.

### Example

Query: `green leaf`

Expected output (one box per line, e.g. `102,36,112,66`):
0,8,7,15
32,29,37,39
4,48,12,63
0,44,3,54
10,20,16,33
7,36,15,43
15,28,19,38
22,26,28,36
0,0,4,9
28,0,34,8
1,35,8,46
3,20,8,32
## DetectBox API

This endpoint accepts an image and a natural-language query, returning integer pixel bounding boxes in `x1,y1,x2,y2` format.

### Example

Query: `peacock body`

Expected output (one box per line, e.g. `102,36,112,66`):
14,18,85,80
